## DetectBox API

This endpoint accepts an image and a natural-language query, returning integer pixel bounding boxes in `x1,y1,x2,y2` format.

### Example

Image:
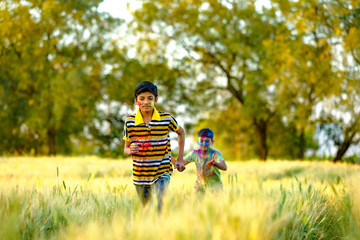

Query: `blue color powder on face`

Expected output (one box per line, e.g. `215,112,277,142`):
198,137,211,146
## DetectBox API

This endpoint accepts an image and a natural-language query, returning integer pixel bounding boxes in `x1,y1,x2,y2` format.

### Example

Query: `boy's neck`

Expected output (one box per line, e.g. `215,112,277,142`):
140,109,153,124
200,148,211,155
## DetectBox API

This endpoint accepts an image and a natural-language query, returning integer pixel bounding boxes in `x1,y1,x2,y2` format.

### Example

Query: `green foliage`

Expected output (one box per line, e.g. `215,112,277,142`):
0,0,122,155
129,0,360,161
1,0,360,160
87,106,127,158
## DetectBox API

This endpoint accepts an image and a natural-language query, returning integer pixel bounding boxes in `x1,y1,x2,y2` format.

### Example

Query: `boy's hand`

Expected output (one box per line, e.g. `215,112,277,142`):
130,143,140,154
206,159,216,167
175,157,185,172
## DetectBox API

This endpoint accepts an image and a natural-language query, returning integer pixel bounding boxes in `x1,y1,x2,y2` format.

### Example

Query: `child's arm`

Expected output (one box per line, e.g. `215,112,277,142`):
207,157,227,171
213,161,227,170
171,155,190,166
175,126,186,171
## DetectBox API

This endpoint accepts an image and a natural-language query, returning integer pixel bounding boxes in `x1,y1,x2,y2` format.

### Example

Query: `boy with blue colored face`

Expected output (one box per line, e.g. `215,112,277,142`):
184,128,227,192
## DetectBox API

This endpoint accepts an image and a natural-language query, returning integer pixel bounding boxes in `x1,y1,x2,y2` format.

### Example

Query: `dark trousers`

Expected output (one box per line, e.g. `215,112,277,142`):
135,178,169,210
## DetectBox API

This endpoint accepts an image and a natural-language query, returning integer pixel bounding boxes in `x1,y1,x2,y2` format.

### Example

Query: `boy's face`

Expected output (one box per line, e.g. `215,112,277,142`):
198,136,213,151
135,92,157,113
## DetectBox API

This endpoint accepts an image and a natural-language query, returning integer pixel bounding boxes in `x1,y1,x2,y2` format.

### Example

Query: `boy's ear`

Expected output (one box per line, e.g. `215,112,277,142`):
154,97,158,104
134,98,138,104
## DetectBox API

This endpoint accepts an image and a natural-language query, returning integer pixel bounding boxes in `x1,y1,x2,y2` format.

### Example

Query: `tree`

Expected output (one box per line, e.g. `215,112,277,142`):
315,0,360,161
131,0,305,160
130,0,360,160
272,0,347,159
319,56,360,162
0,0,122,155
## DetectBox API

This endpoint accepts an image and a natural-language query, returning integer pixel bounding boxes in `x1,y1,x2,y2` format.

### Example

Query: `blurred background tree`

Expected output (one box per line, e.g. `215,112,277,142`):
0,0,123,155
130,0,359,161
0,0,359,161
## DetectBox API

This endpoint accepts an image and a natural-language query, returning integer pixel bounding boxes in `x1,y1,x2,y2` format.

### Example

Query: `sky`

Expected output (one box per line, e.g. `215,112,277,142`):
98,0,272,21
98,0,138,21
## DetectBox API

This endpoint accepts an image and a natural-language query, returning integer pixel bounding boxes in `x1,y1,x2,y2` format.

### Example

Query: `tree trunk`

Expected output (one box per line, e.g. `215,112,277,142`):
297,127,305,160
47,127,56,155
333,129,358,162
254,119,268,161
333,140,351,162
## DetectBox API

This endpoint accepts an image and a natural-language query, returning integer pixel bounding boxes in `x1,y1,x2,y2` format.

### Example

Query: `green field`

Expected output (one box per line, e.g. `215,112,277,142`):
1,157,360,240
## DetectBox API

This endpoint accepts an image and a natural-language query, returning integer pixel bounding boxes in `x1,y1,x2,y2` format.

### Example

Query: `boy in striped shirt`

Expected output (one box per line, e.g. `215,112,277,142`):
123,81,185,209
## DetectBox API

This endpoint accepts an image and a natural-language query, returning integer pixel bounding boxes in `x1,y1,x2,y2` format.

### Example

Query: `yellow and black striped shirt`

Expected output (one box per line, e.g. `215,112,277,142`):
123,107,179,185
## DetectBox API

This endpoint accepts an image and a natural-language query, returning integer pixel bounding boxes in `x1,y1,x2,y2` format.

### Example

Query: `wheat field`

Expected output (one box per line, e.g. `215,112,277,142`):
0,156,360,240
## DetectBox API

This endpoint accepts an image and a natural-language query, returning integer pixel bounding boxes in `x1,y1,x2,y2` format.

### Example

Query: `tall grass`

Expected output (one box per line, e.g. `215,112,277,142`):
0,157,359,239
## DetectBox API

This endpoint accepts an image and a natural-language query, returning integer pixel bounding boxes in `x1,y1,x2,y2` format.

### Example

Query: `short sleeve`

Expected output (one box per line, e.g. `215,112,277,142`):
169,115,179,132
214,152,225,163
123,118,130,141
184,151,195,164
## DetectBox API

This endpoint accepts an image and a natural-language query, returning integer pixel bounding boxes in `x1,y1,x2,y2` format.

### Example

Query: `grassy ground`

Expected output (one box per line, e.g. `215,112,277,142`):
0,156,360,240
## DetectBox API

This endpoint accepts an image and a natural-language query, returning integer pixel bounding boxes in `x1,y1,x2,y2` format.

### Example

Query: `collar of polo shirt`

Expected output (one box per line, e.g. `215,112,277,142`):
134,107,161,126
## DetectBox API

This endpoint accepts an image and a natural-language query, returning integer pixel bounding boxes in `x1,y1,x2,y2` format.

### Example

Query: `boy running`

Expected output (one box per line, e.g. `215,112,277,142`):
184,128,227,193
123,81,185,209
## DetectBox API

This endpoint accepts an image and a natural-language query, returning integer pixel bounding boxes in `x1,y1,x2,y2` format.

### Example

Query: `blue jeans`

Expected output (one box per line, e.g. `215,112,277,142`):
135,178,169,210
